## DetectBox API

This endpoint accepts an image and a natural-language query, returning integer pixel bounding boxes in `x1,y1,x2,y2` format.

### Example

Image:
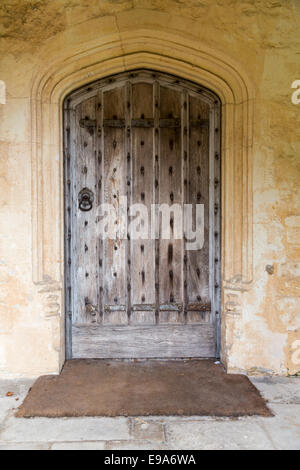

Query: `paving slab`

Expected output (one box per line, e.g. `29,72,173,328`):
0,416,130,443
165,419,275,450
0,398,18,425
51,441,105,450
0,442,50,450
251,377,300,404
0,379,35,424
106,440,169,450
258,404,300,450
0,379,35,398
133,418,165,441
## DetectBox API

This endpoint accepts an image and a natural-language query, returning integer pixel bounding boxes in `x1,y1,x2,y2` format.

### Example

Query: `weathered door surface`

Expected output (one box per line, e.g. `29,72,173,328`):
64,70,221,359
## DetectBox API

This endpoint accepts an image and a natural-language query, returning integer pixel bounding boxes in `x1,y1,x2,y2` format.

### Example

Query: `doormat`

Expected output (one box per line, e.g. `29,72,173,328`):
16,360,272,418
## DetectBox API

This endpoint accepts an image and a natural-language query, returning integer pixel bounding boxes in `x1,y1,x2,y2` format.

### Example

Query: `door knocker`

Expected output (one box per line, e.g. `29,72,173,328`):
78,188,94,212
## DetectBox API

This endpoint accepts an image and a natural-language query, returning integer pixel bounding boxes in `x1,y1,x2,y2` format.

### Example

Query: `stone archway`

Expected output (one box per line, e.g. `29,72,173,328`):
30,30,254,371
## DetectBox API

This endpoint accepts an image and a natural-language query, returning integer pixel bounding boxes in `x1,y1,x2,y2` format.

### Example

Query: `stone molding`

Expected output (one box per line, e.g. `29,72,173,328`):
30,29,255,363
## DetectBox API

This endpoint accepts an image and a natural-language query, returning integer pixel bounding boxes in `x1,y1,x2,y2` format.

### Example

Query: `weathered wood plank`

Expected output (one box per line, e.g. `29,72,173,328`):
159,86,183,310
187,95,211,320
190,119,209,128
97,89,104,325
103,310,128,326
186,311,210,324
72,96,99,324
72,324,216,358
131,83,155,319
159,311,181,324
125,82,132,323
131,311,156,325
132,81,153,118
182,90,189,324
102,87,127,318
154,80,160,325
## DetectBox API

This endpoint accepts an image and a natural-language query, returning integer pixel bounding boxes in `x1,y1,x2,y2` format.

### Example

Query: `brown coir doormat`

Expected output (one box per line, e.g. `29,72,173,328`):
16,360,272,418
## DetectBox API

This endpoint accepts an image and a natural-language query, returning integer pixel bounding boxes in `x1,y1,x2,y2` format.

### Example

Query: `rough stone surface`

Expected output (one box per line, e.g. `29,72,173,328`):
105,440,169,450
165,420,275,450
0,379,35,424
133,419,165,441
51,441,106,450
251,377,300,404
0,442,50,450
0,1,299,378
258,404,300,450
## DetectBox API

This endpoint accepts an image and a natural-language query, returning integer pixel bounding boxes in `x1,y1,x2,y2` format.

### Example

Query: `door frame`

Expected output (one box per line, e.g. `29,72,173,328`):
63,69,221,360
30,35,254,373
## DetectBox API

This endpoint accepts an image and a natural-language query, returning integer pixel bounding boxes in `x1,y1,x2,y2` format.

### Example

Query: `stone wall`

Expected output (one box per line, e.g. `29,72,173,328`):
0,0,299,377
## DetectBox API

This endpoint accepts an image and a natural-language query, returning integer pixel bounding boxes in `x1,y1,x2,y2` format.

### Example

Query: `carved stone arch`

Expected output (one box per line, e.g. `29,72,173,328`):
30,31,254,368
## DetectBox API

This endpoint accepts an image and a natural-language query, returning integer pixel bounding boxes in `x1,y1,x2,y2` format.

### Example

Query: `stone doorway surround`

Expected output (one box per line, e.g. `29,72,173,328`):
30,29,254,372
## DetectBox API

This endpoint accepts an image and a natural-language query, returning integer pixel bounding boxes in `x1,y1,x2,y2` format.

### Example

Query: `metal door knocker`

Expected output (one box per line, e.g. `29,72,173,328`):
78,188,94,212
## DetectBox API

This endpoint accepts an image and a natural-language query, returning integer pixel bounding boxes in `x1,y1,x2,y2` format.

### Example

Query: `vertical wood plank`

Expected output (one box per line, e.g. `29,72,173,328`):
159,86,183,315
125,82,132,324
98,89,104,325
102,86,127,324
187,95,210,323
73,97,99,325
182,91,189,325
131,82,155,325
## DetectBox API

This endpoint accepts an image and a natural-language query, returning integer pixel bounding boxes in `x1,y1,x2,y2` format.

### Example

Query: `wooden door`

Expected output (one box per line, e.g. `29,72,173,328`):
64,70,221,359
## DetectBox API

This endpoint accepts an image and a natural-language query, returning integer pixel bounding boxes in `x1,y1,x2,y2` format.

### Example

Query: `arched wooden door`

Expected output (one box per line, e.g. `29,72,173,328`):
64,70,221,359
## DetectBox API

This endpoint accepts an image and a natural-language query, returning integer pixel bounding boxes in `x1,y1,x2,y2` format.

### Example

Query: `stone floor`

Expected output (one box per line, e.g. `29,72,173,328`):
0,376,299,450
